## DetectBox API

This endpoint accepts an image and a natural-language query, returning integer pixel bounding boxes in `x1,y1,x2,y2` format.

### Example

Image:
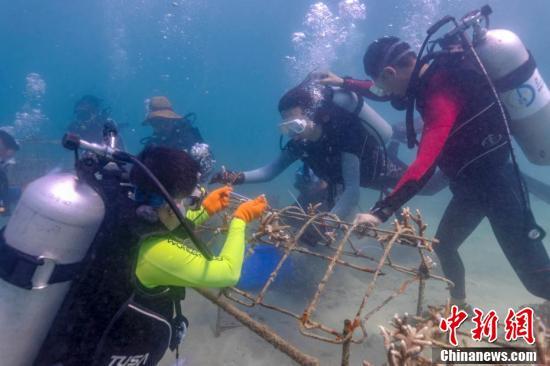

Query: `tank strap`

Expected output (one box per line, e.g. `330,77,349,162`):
493,51,536,92
0,230,81,290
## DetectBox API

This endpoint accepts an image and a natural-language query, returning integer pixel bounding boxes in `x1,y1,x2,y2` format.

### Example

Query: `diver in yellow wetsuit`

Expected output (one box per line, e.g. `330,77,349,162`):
36,146,268,366
136,185,267,289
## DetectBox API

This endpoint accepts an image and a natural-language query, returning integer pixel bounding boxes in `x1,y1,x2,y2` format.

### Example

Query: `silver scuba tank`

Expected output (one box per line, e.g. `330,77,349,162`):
331,87,393,143
0,173,105,365
474,28,550,165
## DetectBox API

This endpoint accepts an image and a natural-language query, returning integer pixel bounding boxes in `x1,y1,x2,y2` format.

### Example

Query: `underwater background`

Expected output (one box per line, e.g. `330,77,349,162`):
1,0,549,365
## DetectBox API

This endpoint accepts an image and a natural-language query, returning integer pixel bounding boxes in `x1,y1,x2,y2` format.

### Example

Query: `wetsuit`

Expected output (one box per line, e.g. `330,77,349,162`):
242,106,405,221
37,196,246,365
344,59,550,300
142,118,214,182
136,209,246,289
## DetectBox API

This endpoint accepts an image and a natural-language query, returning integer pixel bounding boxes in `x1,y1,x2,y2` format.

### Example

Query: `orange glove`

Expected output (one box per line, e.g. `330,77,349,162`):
202,186,233,215
234,195,268,223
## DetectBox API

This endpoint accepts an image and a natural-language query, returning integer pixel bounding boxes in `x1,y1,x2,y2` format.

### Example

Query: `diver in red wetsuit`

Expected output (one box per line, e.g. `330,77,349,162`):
317,36,550,305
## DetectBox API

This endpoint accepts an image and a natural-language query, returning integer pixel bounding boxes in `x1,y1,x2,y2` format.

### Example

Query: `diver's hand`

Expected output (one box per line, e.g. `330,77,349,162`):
234,195,268,223
310,71,344,87
354,213,382,228
202,186,233,215
209,167,244,185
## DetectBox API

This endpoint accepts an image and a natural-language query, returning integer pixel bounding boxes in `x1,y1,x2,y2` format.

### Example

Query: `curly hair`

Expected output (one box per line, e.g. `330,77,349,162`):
130,145,199,197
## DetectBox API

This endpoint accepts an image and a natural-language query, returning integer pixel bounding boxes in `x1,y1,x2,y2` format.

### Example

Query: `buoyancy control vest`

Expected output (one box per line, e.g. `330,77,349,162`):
286,104,384,190
415,54,510,180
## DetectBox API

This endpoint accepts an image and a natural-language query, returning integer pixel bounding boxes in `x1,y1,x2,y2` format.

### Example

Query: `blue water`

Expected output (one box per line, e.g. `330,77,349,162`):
2,0,550,364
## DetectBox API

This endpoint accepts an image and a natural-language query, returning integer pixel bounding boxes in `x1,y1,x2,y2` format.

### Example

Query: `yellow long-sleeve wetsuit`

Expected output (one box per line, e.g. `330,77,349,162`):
135,206,246,289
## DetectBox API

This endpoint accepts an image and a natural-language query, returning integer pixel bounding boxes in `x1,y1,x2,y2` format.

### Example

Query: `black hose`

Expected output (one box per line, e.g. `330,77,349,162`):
405,31,436,148
63,132,214,258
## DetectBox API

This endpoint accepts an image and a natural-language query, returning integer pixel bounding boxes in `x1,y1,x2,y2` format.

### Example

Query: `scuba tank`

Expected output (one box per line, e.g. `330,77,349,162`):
331,87,393,144
474,28,550,165
0,173,105,366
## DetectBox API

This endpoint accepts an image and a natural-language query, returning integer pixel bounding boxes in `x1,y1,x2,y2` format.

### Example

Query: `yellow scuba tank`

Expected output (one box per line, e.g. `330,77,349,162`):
475,28,550,165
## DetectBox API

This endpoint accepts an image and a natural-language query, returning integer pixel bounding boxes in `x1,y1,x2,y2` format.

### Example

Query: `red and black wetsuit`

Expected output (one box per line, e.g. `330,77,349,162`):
344,60,550,300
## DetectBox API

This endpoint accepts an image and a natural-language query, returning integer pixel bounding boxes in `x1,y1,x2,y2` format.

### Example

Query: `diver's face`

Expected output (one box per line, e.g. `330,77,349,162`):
150,118,174,135
280,107,319,142
374,65,413,97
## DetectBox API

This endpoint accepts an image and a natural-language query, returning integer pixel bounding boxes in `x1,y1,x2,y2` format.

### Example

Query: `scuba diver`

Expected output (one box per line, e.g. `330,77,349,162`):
36,145,267,365
0,129,20,214
67,95,125,149
142,96,215,183
334,30,550,304
211,82,391,224
211,80,446,231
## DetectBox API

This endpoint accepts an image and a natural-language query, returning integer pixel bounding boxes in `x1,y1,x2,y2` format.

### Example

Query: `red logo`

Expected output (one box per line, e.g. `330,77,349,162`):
471,308,499,343
439,305,469,346
504,307,535,344
438,306,536,346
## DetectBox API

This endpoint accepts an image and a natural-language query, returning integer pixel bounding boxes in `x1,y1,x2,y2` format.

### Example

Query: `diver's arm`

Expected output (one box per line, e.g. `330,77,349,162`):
342,78,375,96
371,81,461,221
330,153,361,221
242,149,297,183
135,218,247,288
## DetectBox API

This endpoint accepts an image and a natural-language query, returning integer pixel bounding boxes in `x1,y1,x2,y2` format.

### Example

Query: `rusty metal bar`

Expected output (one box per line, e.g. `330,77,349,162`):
341,319,352,366
416,276,426,317
195,288,320,366
301,223,357,330
197,204,449,346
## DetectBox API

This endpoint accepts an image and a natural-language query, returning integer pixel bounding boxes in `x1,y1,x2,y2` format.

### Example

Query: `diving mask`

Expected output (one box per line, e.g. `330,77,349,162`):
279,118,309,137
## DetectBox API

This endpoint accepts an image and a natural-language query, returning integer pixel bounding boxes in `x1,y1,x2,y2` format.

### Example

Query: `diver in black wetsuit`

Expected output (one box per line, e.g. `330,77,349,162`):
141,96,214,183
67,95,125,149
211,83,403,223
345,36,550,303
